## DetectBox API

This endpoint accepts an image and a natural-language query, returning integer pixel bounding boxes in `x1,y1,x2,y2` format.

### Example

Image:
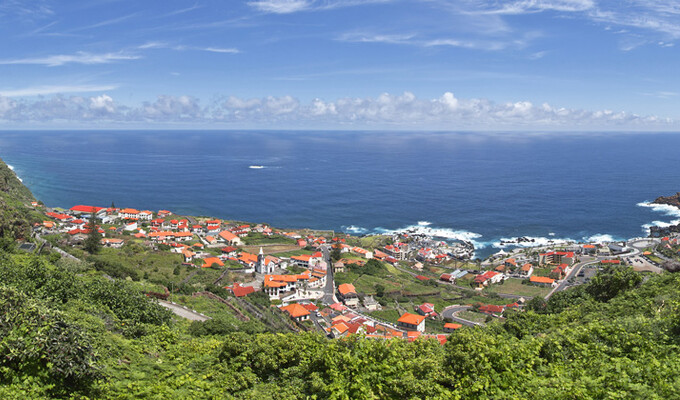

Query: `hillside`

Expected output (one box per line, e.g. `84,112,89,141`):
0,158,40,240
1,158,680,398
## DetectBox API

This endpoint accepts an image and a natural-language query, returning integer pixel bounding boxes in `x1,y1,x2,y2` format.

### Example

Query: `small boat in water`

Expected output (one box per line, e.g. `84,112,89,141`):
249,165,265,169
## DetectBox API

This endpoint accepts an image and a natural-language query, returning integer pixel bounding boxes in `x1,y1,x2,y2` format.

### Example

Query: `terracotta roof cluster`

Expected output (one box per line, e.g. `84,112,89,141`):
474,270,500,284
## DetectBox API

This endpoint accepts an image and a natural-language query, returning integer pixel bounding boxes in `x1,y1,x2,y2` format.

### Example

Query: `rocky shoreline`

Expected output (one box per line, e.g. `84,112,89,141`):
649,192,680,237
653,192,680,209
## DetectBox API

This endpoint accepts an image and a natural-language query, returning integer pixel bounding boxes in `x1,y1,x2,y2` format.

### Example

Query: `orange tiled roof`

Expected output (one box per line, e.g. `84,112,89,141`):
398,312,425,325
280,303,310,318
338,283,356,295
239,252,258,264
219,231,238,241
202,257,224,268
530,276,555,284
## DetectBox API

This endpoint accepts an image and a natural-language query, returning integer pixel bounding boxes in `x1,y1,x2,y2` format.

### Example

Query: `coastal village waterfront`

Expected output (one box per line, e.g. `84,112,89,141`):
30,200,680,342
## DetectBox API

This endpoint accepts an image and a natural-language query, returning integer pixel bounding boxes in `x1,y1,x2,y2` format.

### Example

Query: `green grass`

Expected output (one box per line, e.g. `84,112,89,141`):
485,278,551,298
425,319,446,333
368,308,401,323
647,255,664,264
457,310,488,324
272,249,312,258
533,267,553,277
242,232,296,245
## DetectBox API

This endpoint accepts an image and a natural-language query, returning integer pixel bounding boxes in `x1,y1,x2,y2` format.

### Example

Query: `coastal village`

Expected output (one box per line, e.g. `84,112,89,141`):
32,202,680,342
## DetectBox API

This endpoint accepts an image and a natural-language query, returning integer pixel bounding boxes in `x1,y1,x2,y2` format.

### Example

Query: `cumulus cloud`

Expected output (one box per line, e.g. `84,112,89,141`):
0,91,674,129
132,95,203,121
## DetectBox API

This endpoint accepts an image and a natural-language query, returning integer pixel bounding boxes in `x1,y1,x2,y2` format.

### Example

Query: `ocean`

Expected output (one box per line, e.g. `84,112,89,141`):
1,130,679,258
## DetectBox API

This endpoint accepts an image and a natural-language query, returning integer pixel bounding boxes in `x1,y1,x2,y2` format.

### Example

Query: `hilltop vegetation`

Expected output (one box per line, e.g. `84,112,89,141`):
0,158,41,239
2,160,680,398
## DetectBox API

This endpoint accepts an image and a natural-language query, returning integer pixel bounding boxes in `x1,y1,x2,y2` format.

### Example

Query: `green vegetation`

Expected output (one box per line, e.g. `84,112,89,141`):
242,232,295,245
0,158,41,240
485,278,551,297
83,210,102,254
456,310,489,324
4,161,680,398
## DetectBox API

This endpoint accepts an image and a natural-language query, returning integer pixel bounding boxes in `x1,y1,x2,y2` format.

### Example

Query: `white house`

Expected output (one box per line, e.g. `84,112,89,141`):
397,312,426,332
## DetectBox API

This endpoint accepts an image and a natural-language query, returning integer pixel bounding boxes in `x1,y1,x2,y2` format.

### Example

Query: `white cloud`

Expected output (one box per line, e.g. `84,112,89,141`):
0,52,140,67
89,94,116,115
0,91,674,129
202,47,240,54
476,0,595,15
338,32,416,44
337,30,535,51
248,0,391,14
134,95,203,120
248,0,312,14
137,42,240,54
0,84,118,97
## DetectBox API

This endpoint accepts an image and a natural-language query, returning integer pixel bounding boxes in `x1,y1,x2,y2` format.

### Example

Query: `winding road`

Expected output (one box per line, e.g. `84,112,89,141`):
158,300,211,321
441,305,482,327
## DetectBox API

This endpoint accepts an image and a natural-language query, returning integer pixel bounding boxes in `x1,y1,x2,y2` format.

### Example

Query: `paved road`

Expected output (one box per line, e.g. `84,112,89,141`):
441,305,482,327
545,256,597,300
34,233,80,261
321,245,337,305
158,300,210,321
310,313,327,333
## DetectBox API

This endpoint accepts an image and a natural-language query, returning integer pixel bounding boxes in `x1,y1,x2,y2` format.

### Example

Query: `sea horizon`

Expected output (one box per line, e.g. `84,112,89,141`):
3,129,679,258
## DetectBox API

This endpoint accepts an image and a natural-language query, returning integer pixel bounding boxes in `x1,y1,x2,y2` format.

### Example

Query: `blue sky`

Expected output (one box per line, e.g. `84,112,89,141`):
0,0,679,130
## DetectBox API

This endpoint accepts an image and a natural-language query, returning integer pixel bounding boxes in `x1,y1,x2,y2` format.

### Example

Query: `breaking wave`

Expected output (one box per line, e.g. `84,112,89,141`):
638,201,680,233
373,224,487,249
583,234,620,243
342,225,369,234
492,236,574,249
7,164,22,182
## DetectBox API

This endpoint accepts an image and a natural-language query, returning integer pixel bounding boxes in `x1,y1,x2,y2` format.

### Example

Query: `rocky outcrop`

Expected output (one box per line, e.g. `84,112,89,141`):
653,192,680,209
649,192,680,237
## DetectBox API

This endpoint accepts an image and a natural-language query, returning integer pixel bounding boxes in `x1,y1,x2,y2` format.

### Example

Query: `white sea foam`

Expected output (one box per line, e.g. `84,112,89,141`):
637,201,680,218
417,221,432,226
642,220,680,230
374,224,486,249
548,232,555,236
492,236,574,249
342,225,369,234
637,201,680,233
583,234,618,243
7,164,22,181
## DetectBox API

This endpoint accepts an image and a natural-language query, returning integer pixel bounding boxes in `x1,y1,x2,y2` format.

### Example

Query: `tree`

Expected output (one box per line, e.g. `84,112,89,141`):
83,211,101,254
331,244,342,262
586,265,642,302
